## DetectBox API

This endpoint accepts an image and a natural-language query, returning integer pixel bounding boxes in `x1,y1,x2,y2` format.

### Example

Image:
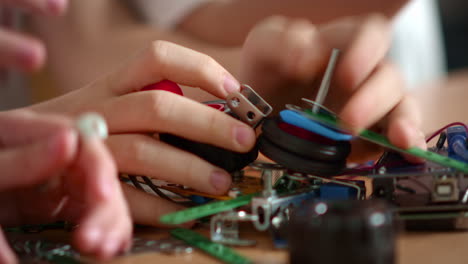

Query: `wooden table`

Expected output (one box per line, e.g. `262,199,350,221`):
105,227,468,264
15,225,468,264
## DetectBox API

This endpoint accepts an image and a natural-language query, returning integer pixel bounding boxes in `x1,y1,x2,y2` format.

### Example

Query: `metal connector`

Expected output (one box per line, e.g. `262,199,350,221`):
226,84,272,128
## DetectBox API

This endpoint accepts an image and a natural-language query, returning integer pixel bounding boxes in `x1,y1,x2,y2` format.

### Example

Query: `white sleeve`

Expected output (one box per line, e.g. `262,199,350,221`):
133,0,213,29
389,0,446,90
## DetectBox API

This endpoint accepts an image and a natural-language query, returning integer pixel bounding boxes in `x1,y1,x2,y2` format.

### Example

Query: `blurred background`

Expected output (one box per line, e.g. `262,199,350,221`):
1,0,468,110
439,0,468,71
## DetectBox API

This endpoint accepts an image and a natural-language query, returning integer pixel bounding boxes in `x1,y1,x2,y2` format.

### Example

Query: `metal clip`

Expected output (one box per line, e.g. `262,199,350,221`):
226,84,272,128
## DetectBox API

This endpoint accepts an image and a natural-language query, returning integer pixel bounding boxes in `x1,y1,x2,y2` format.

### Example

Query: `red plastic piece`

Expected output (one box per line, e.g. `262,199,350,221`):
206,103,226,111
140,80,227,112
140,80,183,95
278,120,337,145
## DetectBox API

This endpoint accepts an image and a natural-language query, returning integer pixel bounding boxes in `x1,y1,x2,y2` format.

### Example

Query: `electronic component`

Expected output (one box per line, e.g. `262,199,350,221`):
298,107,468,173
319,182,359,200
432,177,459,203
447,126,468,162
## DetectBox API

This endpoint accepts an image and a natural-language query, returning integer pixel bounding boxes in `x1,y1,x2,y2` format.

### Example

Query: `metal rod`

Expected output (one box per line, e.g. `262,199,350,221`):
312,49,340,113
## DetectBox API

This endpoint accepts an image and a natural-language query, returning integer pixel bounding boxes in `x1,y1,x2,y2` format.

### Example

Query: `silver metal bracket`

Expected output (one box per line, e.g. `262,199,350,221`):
210,210,257,246
226,84,273,128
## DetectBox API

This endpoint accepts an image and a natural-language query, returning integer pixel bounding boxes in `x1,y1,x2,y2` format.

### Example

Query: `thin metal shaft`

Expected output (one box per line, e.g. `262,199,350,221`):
312,48,340,113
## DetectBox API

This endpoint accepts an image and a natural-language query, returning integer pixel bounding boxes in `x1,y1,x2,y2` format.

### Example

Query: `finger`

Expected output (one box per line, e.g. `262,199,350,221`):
386,96,427,163
0,110,74,146
108,134,232,195
68,136,131,259
348,139,383,164
73,203,132,260
243,17,328,81
97,91,256,153
0,29,45,72
0,229,16,264
0,129,77,191
339,62,404,132
105,40,240,98
121,183,194,228
2,0,67,15
320,14,392,91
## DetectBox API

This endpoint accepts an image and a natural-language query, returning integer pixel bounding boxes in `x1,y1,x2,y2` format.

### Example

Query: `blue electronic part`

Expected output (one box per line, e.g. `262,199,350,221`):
190,195,213,205
279,110,353,141
319,183,358,200
447,126,468,162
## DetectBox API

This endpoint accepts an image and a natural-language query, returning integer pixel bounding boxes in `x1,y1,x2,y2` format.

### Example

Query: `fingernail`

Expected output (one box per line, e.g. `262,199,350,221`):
17,44,43,71
47,0,67,14
223,74,240,94
233,125,255,148
210,171,231,192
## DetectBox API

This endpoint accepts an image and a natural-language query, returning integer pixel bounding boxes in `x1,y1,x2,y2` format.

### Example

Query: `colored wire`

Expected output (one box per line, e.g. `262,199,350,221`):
142,176,178,202
426,122,468,143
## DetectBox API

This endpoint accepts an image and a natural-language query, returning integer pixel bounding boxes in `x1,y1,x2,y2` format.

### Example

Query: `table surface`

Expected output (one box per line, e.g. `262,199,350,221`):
15,224,466,264
104,227,468,264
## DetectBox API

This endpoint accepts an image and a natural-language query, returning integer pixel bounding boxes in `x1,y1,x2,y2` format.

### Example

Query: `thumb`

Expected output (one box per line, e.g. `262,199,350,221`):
0,229,16,264
0,129,77,191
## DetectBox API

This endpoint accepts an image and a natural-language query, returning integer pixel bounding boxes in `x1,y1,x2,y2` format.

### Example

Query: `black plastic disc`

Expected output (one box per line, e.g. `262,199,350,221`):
261,117,351,162
258,135,345,176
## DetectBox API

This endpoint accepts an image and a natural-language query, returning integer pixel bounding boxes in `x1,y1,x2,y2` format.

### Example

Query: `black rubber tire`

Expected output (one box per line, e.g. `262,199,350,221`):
261,117,351,162
258,135,345,177
160,133,258,173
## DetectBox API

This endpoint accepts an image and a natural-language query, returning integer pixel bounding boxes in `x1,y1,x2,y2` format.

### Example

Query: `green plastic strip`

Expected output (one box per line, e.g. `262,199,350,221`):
160,194,256,225
303,109,468,173
171,228,252,264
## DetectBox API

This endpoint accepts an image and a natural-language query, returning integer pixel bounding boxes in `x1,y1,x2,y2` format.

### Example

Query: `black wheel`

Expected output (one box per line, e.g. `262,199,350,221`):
258,135,345,176
261,117,351,162
160,133,258,173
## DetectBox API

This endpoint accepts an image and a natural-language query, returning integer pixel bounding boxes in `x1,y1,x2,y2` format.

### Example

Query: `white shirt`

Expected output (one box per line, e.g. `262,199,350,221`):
390,0,446,89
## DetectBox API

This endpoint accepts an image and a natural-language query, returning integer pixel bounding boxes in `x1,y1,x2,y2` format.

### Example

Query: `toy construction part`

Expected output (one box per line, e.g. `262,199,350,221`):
141,81,265,173
258,135,346,176
226,84,273,128
280,109,352,141
312,48,340,113
300,107,468,173
76,113,108,139
171,228,252,264
159,133,259,173
160,194,256,225
261,117,351,162
258,114,350,176
288,200,395,264
143,81,270,173
249,161,286,171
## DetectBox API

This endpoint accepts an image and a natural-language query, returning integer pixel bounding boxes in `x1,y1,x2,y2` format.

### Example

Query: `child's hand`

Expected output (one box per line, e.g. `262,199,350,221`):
240,15,426,162
0,0,68,71
29,41,256,226
0,110,131,263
